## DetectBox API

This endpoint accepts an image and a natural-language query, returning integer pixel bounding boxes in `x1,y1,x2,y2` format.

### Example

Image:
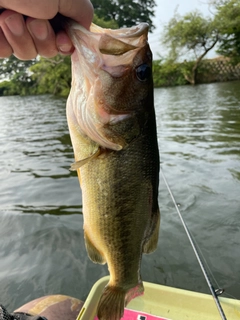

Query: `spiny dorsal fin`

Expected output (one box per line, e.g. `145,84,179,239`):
70,147,101,171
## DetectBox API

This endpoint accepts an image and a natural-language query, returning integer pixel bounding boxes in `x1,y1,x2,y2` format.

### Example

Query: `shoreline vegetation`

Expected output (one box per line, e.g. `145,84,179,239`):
0,0,239,97
152,56,240,88
0,55,240,98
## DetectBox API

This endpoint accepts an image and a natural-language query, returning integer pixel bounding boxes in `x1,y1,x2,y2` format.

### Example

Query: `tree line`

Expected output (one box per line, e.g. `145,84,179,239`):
0,0,239,96
157,0,240,85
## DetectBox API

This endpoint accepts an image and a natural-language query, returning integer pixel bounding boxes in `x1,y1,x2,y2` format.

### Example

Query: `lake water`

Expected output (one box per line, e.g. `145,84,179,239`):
0,81,240,312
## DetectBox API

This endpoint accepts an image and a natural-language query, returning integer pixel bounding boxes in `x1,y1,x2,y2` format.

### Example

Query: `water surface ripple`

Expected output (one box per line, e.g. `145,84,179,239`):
0,81,240,310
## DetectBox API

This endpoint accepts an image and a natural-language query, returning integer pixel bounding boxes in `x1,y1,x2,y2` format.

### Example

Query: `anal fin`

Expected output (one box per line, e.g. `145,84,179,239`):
84,231,106,264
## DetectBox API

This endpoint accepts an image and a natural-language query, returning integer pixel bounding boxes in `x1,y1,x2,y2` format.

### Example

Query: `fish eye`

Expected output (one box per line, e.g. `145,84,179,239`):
135,64,151,82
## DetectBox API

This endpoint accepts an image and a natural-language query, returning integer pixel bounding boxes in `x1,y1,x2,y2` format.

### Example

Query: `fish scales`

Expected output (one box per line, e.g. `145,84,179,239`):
66,21,160,320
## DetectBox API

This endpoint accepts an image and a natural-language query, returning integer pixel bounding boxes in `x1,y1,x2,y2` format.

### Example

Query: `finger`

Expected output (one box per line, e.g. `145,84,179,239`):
56,30,74,55
59,0,94,29
0,10,37,59
26,18,59,58
0,0,59,19
0,0,94,29
0,27,13,58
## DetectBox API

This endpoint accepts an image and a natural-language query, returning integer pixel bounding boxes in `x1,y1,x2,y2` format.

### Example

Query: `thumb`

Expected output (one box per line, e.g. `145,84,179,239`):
58,0,93,29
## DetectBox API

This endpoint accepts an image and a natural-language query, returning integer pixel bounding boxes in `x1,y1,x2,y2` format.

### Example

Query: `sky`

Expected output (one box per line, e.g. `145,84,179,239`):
148,0,217,60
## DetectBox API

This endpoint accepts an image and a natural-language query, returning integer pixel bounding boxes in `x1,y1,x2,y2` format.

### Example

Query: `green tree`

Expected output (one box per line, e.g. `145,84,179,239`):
30,55,72,97
93,13,119,29
0,56,36,95
162,10,219,84
152,59,187,87
213,0,240,64
92,0,156,31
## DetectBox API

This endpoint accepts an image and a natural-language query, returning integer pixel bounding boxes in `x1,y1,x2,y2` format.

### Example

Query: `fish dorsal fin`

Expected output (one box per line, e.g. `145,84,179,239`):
99,34,137,55
70,147,101,171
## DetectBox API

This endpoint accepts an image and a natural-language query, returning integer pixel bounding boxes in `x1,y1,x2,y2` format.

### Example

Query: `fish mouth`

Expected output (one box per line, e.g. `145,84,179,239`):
66,21,149,75
68,22,149,52
91,23,149,55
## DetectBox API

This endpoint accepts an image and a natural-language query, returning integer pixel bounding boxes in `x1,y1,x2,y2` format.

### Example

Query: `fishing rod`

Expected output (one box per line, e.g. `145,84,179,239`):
160,166,227,320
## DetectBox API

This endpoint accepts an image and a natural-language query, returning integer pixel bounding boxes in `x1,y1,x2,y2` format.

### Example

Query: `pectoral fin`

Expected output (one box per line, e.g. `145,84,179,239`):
70,147,101,171
143,208,160,254
84,231,106,264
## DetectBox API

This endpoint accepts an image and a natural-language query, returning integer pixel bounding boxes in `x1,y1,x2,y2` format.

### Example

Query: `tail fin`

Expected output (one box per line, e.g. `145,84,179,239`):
97,282,144,320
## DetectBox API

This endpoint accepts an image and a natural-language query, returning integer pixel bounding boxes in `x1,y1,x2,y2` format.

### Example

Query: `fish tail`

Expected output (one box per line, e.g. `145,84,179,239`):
97,282,144,320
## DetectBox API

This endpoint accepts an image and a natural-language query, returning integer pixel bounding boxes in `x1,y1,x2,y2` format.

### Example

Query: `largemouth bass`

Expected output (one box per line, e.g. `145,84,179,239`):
66,22,160,320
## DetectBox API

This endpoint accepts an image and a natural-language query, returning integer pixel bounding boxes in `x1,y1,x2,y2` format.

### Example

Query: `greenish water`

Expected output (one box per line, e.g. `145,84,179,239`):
0,81,240,311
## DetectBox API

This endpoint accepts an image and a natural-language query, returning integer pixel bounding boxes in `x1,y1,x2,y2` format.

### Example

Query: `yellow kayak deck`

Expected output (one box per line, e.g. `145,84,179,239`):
77,276,240,320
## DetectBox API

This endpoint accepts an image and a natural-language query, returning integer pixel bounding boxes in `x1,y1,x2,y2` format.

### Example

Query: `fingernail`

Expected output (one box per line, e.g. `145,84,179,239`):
29,19,48,41
57,33,73,54
58,43,73,54
5,14,24,36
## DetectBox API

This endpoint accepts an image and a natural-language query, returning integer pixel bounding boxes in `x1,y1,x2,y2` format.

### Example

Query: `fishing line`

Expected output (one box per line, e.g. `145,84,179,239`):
160,166,227,320
193,236,222,291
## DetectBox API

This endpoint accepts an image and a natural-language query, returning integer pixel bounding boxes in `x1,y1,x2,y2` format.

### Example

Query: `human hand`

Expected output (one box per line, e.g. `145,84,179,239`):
0,0,93,59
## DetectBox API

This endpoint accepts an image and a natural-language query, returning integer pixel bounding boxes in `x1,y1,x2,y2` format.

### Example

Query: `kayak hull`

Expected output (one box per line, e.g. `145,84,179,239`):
78,276,240,320
13,277,240,320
